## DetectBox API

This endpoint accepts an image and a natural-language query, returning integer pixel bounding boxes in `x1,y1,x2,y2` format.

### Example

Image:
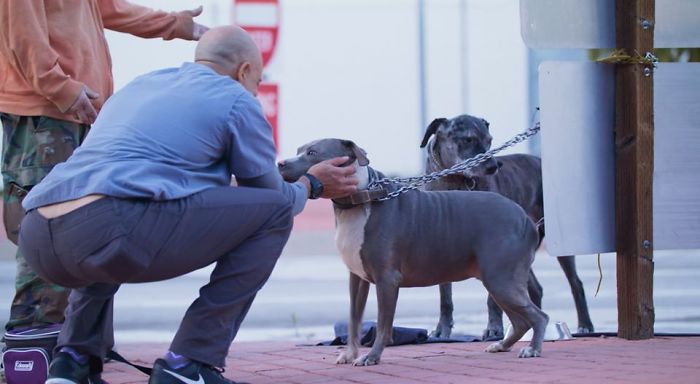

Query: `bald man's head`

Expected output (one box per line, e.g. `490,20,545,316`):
195,26,263,94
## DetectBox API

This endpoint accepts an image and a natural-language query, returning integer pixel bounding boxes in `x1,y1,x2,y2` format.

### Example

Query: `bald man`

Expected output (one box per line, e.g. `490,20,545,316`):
18,26,358,384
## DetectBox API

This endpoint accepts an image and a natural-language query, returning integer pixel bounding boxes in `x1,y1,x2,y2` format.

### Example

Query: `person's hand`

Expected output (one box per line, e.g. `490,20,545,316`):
185,6,209,40
307,156,359,199
67,86,99,124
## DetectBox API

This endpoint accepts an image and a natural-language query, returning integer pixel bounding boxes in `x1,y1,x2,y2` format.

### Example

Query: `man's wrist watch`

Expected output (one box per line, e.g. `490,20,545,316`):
304,173,324,199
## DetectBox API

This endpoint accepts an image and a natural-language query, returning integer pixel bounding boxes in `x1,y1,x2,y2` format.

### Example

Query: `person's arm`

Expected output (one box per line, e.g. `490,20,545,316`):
237,158,359,216
237,171,309,216
0,1,84,113
98,0,208,40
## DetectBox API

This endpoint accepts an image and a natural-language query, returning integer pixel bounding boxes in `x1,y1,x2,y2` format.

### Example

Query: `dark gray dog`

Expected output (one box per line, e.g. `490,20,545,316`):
279,138,548,366
420,114,594,340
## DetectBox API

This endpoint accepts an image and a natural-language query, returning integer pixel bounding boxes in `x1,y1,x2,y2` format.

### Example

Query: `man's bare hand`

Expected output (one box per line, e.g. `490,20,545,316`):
67,86,99,124
307,156,359,199
185,6,209,40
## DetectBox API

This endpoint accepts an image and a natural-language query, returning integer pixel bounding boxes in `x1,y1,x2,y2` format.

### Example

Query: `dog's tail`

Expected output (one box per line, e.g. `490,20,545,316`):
521,215,543,256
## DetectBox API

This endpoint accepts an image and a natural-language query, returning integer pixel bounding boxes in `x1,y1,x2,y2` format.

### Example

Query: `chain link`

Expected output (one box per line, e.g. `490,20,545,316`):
367,121,541,201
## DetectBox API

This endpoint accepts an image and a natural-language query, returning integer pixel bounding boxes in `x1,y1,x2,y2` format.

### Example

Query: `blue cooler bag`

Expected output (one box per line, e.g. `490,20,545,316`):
2,324,61,384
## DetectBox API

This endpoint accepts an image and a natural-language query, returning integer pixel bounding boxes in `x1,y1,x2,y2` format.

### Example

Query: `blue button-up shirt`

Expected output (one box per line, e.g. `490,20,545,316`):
23,62,306,213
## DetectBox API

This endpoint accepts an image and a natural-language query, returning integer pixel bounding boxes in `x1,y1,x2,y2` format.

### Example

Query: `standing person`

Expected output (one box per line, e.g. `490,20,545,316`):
0,0,209,337
18,25,359,383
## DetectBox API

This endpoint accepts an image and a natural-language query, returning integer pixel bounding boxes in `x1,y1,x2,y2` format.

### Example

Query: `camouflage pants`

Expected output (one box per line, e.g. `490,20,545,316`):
1,113,89,331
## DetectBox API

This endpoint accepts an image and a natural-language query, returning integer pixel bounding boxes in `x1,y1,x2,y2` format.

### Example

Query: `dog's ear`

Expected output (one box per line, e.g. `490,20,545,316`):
342,140,369,166
420,118,447,148
482,118,490,130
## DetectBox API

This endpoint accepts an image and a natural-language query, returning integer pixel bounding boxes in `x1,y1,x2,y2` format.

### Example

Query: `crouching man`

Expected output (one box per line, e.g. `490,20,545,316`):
18,26,358,384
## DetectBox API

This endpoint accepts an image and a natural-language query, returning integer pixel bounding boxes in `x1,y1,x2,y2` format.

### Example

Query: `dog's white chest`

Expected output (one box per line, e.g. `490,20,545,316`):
335,206,371,281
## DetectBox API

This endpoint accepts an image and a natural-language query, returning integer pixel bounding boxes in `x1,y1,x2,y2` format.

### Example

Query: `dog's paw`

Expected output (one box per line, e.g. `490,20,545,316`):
482,328,504,341
430,324,452,339
485,342,510,353
352,354,380,366
336,350,357,364
577,326,594,334
518,346,541,358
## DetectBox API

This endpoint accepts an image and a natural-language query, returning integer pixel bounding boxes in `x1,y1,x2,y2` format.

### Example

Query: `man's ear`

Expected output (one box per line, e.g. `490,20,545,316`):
234,61,250,82
342,140,369,166
420,118,447,148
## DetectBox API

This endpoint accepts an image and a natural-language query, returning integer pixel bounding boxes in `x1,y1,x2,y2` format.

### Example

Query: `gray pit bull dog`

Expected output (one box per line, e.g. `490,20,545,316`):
278,138,549,366
420,114,594,340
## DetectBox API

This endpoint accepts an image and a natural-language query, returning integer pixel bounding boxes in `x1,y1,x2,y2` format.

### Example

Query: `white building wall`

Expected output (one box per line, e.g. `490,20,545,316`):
424,0,467,120
463,0,529,154
273,0,421,175
106,0,530,176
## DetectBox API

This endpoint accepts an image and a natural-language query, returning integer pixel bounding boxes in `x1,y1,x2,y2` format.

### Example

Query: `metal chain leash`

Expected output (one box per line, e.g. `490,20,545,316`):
367,121,541,201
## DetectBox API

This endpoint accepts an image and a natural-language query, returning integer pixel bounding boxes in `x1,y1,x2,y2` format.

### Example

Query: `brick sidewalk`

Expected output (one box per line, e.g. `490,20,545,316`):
103,337,700,384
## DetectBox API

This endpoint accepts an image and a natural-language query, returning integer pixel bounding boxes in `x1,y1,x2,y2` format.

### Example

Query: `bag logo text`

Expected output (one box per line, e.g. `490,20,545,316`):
15,360,35,371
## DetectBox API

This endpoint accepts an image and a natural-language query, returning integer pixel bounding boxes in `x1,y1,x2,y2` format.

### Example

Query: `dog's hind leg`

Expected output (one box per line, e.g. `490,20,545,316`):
431,283,454,338
527,268,543,309
483,295,505,341
354,273,400,366
483,269,540,341
337,272,370,364
515,301,549,357
484,286,548,358
483,290,528,353
557,255,594,333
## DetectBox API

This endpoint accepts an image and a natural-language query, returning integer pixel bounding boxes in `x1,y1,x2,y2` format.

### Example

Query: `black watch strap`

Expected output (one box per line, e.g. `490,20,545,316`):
304,173,324,199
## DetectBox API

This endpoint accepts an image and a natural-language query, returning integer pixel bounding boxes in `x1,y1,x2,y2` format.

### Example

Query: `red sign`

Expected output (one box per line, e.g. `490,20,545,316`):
257,82,279,149
234,0,280,68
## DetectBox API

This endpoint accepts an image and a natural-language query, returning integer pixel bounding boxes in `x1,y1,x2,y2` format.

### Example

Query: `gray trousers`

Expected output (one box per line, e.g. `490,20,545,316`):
19,186,293,368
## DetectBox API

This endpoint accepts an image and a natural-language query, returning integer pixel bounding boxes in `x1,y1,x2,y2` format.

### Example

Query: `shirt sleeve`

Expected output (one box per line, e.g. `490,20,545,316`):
0,1,84,112
98,0,195,40
237,171,308,216
227,92,278,179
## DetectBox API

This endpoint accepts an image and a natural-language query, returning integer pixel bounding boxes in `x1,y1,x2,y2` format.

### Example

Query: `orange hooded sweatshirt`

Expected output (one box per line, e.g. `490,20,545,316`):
0,0,197,123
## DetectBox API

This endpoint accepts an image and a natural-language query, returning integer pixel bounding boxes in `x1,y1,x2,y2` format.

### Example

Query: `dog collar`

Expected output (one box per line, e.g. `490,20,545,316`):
332,168,389,209
332,188,389,209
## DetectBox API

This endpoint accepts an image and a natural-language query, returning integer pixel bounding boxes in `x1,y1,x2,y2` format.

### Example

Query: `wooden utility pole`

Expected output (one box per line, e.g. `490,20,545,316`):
615,0,655,339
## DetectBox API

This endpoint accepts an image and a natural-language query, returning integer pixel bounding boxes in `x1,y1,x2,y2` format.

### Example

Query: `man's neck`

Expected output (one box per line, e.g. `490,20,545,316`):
195,59,230,77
